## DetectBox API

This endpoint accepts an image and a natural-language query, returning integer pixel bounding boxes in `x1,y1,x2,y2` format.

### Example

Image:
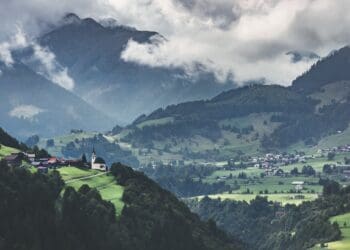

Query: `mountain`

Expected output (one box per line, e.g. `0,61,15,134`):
97,46,350,163
27,14,232,123
15,13,233,124
292,46,350,94
0,61,113,139
286,50,320,63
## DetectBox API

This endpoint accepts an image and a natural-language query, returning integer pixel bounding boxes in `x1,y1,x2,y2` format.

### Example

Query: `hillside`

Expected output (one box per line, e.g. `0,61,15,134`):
0,159,242,250
16,13,233,124
292,46,350,94
0,61,113,138
92,46,350,164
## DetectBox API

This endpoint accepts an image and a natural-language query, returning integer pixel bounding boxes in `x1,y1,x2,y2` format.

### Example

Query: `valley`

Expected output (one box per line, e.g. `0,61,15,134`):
2,5,350,250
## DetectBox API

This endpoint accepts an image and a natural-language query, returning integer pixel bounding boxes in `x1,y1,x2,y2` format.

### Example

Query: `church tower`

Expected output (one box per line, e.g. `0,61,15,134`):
91,146,96,166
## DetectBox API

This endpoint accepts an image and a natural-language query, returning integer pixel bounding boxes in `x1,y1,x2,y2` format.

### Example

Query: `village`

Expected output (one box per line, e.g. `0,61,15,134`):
3,147,108,173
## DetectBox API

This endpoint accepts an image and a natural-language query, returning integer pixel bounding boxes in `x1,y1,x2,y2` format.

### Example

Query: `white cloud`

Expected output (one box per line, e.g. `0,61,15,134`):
9,105,45,121
1,0,350,85
0,27,28,66
31,44,75,90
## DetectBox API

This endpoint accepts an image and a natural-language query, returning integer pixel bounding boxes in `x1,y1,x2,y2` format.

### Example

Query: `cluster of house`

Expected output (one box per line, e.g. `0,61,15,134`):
318,144,350,154
227,153,312,176
3,148,108,173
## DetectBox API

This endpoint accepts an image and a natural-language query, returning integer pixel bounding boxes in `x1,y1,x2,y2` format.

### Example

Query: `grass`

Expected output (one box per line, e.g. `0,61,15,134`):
0,144,19,159
57,167,124,215
326,213,350,250
196,193,318,206
205,168,323,194
136,117,174,129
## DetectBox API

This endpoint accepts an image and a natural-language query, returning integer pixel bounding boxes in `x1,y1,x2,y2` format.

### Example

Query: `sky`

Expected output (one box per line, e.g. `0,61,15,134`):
1,0,350,86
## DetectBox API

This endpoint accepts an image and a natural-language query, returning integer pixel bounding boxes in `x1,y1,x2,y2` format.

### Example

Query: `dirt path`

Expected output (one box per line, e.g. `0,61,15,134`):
65,172,107,184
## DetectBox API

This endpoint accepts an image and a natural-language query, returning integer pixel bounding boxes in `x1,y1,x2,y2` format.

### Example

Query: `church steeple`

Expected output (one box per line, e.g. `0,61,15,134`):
91,146,96,165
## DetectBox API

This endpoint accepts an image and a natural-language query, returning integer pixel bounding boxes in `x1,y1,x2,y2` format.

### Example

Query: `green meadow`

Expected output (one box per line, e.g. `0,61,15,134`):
0,144,19,159
327,213,350,250
197,193,318,206
57,167,124,215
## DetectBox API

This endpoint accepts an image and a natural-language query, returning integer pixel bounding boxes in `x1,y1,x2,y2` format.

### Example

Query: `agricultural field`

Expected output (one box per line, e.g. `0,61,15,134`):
312,213,350,250
198,193,318,206
197,153,350,206
0,144,19,159
327,213,350,250
56,167,124,215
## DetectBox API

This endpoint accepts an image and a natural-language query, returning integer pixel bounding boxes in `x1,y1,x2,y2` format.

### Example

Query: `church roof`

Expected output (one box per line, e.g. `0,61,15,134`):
94,157,105,164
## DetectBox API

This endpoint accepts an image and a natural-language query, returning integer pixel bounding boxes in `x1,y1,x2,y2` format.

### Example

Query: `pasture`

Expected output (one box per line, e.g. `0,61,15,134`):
327,213,350,250
57,167,124,215
197,193,318,206
0,144,19,159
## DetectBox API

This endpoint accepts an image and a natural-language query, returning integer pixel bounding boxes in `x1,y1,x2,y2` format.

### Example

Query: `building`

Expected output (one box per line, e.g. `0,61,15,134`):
91,148,107,171
4,153,23,168
292,181,304,191
343,170,350,178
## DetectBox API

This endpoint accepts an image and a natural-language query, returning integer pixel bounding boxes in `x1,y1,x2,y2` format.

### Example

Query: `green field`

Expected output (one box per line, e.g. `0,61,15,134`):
197,193,318,206
327,213,350,250
0,144,19,159
57,167,124,215
205,168,322,194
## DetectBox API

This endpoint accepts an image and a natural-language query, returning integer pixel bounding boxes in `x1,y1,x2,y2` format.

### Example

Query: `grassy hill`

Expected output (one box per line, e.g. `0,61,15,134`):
57,167,124,215
0,144,19,159
327,213,350,249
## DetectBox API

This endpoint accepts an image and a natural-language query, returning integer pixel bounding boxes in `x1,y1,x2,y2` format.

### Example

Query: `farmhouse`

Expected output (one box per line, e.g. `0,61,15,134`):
292,181,304,191
343,170,350,178
4,153,23,168
91,148,107,171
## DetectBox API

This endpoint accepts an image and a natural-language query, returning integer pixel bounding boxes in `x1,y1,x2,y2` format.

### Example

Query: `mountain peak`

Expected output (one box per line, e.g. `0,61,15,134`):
62,13,81,25
292,45,350,93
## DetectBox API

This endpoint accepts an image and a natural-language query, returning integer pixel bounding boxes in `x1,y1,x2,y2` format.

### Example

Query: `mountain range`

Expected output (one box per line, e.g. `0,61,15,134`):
106,46,350,163
0,13,234,139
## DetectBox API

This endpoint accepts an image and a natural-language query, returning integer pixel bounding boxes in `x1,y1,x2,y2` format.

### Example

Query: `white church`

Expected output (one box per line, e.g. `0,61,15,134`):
91,147,107,171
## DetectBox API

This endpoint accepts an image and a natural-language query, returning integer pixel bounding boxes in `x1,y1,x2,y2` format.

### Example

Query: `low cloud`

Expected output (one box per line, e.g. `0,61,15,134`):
31,44,75,90
2,0,350,85
0,27,27,66
9,105,45,121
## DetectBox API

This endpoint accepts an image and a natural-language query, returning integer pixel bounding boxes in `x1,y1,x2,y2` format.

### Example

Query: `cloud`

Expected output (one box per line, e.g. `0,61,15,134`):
0,27,28,66
9,105,45,121
2,0,350,85
31,44,75,90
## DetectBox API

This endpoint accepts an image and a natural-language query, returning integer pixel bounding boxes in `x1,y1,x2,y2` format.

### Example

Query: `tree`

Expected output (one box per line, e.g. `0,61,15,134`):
302,165,316,176
46,139,55,147
323,164,332,174
328,152,336,161
82,153,87,164
290,167,299,175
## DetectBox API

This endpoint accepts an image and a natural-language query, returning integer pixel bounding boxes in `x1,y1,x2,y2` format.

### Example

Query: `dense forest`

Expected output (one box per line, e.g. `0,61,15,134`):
142,164,234,197
121,81,350,152
0,160,242,250
187,179,350,250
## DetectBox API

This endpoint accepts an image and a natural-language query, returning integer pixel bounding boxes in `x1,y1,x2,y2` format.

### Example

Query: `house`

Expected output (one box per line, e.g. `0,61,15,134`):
274,169,284,176
4,153,24,168
37,166,48,174
91,148,107,171
343,170,350,178
292,181,304,191
47,157,58,166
